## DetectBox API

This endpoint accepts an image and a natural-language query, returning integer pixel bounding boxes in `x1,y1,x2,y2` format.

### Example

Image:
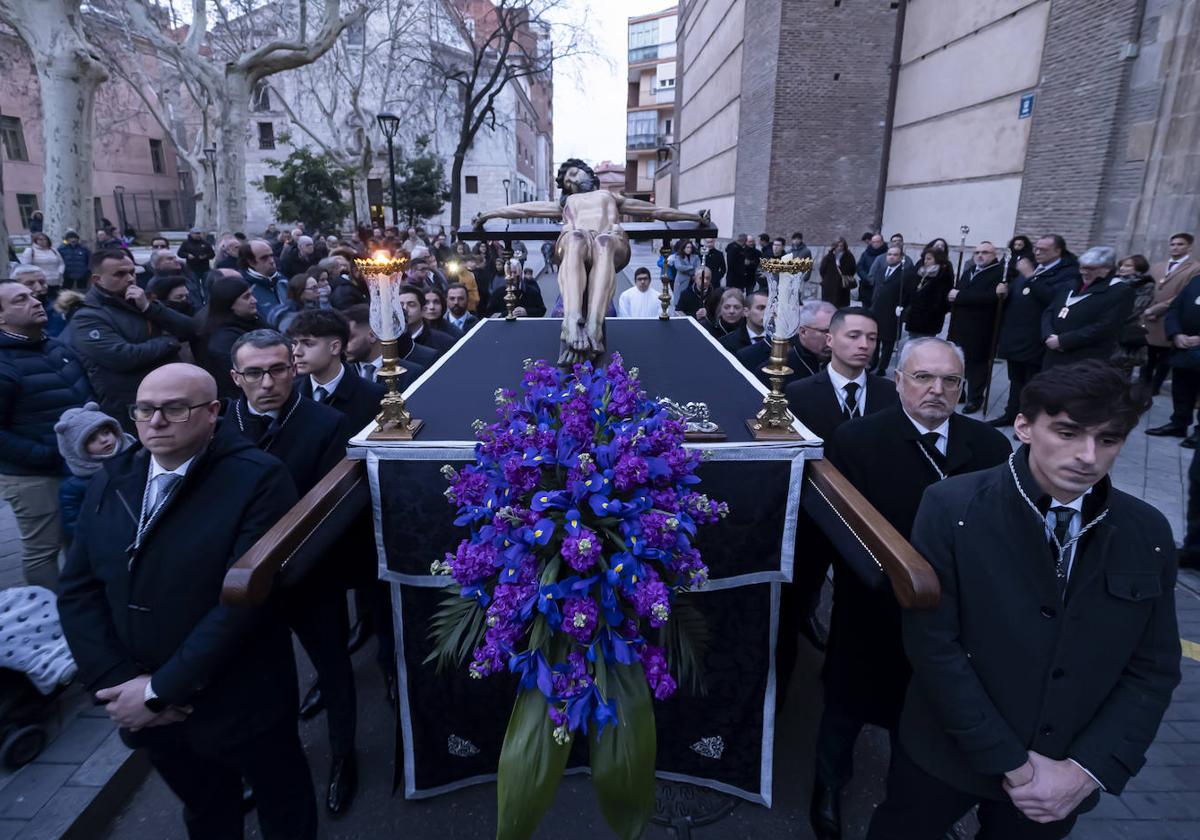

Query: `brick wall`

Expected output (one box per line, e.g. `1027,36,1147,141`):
1014,0,1142,253
757,0,900,244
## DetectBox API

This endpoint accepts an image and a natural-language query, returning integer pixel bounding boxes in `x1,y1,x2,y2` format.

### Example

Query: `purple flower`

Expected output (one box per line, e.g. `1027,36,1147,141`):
446,539,499,585
639,511,680,551
562,527,601,573
561,596,598,642
613,453,649,491
639,644,677,701
629,568,671,627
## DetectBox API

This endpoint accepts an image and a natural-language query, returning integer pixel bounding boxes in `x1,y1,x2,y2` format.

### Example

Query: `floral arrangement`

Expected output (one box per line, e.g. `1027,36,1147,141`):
429,355,727,840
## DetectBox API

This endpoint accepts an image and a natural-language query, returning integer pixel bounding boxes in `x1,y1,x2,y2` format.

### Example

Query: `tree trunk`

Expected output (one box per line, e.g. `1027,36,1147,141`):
217,73,251,232
449,150,466,232
30,34,107,243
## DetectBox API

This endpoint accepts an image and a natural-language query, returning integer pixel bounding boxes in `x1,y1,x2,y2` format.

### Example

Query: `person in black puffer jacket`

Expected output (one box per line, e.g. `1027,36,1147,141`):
69,251,197,433
0,279,92,591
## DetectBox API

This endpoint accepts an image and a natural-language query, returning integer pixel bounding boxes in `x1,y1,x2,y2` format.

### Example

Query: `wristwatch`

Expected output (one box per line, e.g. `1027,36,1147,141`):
143,679,167,714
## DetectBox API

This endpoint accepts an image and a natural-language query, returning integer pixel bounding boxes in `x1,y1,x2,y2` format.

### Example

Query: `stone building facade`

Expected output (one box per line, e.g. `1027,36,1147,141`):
674,0,1200,254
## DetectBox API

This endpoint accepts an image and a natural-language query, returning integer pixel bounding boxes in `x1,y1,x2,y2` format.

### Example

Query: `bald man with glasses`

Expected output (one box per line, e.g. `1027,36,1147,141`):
948,241,1007,413
58,363,317,838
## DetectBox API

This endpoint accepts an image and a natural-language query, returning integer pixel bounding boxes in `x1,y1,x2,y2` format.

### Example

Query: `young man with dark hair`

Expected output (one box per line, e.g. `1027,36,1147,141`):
288,309,384,432
867,359,1180,840
342,304,432,387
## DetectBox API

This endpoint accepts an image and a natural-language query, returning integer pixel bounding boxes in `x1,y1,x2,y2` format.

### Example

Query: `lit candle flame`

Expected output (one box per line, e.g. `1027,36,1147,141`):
372,249,390,263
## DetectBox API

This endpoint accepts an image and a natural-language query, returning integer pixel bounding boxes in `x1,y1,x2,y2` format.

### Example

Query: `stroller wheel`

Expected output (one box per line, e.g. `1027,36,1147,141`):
2,725,47,769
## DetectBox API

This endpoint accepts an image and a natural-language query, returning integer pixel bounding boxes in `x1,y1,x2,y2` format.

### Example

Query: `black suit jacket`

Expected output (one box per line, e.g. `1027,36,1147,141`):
901,448,1180,799
824,406,1012,727
299,363,385,433
413,325,457,358
997,260,1081,364
785,370,898,444
948,261,1004,361
224,390,346,497
736,339,823,386
871,261,918,341
1041,276,1135,369
57,422,300,745
484,282,547,318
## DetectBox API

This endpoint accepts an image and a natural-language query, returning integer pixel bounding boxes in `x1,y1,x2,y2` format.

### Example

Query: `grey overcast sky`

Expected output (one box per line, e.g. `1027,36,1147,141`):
552,0,675,168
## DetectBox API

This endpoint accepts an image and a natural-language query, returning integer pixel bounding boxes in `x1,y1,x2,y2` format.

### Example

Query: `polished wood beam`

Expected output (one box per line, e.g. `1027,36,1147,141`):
803,458,940,610
221,458,369,607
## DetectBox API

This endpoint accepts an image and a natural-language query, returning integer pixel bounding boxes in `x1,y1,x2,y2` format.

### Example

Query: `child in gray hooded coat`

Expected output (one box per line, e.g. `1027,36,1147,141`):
55,402,135,539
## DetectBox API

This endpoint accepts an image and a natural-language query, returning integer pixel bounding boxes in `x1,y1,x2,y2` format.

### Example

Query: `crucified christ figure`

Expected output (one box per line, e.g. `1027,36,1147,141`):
472,158,709,365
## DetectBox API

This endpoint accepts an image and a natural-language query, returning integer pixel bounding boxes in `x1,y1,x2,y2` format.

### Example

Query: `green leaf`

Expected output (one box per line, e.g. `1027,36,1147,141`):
590,662,656,840
424,589,486,673
496,689,571,840
657,592,709,695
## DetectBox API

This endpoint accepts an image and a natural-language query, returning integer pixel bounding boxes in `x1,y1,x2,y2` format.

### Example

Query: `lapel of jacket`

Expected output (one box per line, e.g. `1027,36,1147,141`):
1002,451,1062,604
943,414,976,475
110,449,151,537
864,375,895,415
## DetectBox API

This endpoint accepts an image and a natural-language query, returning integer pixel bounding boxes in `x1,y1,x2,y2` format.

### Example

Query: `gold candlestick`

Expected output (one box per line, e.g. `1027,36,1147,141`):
658,243,673,320
746,336,802,439
368,338,424,440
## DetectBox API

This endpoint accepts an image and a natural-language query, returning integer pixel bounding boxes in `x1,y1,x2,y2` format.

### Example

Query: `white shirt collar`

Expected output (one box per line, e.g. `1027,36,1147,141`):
1047,490,1088,515
904,410,950,455
827,365,867,408
246,403,279,419
149,453,196,481
746,323,766,340
409,322,425,340
446,311,470,329
310,363,346,397
1036,258,1061,273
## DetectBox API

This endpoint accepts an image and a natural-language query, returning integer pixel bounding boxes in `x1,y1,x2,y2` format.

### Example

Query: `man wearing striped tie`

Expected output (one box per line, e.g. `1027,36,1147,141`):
58,363,316,838
868,360,1180,839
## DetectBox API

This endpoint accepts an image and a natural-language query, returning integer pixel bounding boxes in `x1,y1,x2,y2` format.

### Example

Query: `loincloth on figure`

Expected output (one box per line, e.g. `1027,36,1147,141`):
554,224,631,274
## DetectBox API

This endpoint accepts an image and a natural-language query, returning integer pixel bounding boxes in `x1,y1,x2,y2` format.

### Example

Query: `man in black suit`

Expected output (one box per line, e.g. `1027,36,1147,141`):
1041,247,1134,370
988,235,1080,426
724,234,746,292
869,245,917,375
948,241,1005,413
719,289,769,355
58,363,317,839
225,329,360,816
703,237,726,287
288,308,397,700
737,299,834,383
867,361,1180,839
779,307,897,688
342,303,431,389
813,337,1011,840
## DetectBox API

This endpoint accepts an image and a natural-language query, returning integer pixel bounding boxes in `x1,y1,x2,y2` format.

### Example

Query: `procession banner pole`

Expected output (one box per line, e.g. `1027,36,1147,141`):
980,252,1009,416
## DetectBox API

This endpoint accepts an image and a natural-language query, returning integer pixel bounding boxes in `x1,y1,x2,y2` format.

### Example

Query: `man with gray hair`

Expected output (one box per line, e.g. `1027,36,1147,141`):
810,336,1011,839
279,234,318,279
736,298,835,385
1041,246,1134,369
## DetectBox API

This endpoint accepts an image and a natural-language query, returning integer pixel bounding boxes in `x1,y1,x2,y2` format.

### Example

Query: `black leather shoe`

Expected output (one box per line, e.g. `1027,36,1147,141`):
799,615,828,652
326,753,358,815
1146,423,1188,437
299,683,325,720
1182,434,1199,449
810,782,842,840
347,619,372,655
986,415,1015,427
242,780,256,814
962,401,983,415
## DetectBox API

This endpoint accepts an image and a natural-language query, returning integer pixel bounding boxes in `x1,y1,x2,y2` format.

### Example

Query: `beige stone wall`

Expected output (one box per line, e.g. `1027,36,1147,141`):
882,0,1051,246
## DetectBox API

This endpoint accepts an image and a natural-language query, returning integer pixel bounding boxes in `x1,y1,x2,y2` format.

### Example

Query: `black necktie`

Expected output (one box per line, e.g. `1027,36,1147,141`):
842,382,860,418
753,335,767,345
1048,505,1075,599
920,431,947,469
314,385,329,403
359,362,376,382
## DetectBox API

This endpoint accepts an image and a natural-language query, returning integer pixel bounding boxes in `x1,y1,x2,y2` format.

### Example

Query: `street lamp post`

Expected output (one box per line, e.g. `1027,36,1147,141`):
502,178,511,206
376,113,401,226
203,145,217,228
113,185,127,233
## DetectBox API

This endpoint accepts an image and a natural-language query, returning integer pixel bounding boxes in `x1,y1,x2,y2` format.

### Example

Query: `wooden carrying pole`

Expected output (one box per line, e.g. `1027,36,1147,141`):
222,457,941,611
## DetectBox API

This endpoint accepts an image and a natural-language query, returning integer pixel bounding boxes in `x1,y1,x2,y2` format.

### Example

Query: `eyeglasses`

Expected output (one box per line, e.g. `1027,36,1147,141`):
800,326,830,334
235,363,292,382
901,370,964,390
129,402,212,422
